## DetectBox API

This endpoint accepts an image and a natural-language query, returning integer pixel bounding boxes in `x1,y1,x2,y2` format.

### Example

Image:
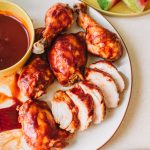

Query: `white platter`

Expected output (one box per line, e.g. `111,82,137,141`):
1,0,132,149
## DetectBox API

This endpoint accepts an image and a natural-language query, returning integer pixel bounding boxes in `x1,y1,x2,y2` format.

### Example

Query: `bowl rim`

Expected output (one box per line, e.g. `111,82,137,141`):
0,0,35,74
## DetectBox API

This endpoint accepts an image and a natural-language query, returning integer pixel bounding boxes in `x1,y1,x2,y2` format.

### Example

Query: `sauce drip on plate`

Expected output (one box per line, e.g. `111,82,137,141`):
0,14,29,70
0,93,22,132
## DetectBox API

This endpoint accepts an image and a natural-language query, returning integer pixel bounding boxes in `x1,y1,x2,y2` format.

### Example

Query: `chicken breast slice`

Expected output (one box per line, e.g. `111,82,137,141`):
51,91,79,133
78,81,106,124
85,68,120,108
66,85,94,131
90,60,125,93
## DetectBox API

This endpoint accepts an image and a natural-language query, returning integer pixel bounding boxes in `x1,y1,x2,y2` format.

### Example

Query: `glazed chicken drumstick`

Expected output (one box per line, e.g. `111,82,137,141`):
43,3,74,42
33,3,74,54
74,3,123,61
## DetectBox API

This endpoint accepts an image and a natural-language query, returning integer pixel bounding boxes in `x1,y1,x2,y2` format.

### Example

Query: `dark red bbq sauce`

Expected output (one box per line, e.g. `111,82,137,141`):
0,95,22,132
0,14,29,70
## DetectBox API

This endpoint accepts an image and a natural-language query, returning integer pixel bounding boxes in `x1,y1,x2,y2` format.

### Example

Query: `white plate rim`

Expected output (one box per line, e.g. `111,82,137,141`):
96,17,133,149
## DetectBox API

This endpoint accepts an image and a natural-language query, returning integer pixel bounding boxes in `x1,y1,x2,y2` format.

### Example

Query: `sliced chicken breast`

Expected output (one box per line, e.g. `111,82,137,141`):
51,91,79,133
90,60,125,93
66,85,94,131
78,81,106,124
85,68,119,108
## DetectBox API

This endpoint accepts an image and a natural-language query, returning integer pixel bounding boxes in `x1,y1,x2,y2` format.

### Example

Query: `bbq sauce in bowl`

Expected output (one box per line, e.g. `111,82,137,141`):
0,14,29,70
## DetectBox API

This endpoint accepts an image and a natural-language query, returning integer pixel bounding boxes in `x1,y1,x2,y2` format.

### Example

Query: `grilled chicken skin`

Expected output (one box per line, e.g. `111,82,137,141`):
51,91,79,133
85,68,119,108
66,85,94,131
90,60,125,93
78,81,106,124
43,3,74,44
18,57,54,99
74,3,123,61
18,99,71,150
48,33,87,86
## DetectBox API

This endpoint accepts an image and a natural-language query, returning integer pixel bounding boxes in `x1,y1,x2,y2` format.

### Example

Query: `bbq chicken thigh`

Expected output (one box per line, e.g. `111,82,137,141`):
43,3,74,44
51,91,79,133
74,3,123,61
18,100,71,150
18,56,54,99
48,33,87,86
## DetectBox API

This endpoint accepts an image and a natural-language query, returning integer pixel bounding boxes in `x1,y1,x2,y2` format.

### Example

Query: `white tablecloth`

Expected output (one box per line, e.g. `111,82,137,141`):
101,13,150,150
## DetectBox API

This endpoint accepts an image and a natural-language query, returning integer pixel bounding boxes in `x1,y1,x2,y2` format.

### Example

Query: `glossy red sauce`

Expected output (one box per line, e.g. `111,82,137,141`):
0,14,29,70
0,94,22,132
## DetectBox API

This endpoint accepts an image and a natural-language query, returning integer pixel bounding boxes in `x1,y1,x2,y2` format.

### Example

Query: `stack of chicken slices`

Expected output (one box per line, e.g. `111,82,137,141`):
51,60,125,133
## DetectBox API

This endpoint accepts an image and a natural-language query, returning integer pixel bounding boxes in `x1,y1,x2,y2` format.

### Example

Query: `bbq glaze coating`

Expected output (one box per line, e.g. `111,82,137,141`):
35,27,45,42
66,85,94,131
18,57,54,99
43,3,74,43
78,81,106,124
18,100,71,150
74,3,123,61
48,33,87,86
